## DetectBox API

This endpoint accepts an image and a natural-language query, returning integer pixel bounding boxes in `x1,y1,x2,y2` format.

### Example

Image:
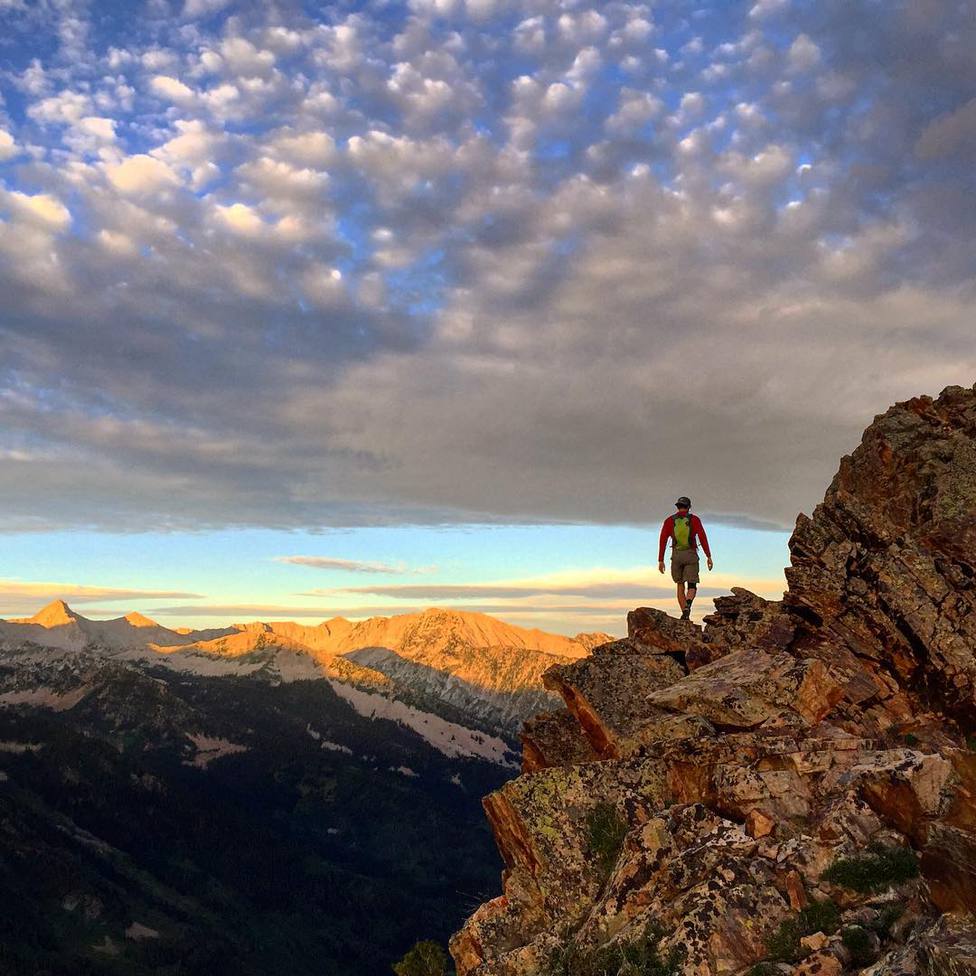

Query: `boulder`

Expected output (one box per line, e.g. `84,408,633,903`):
519,708,598,773
627,607,705,658
542,649,686,758
644,648,844,730
746,808,776,838
701,587,796,656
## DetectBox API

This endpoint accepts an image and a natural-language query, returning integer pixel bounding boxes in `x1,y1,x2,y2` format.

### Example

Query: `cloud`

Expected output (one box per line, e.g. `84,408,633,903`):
0,0,974,538
787,34,821,72
28,90,92,125
150,74,196,103
144,601,677,621
0,190,71,231
77,116,117,141
0,580,203,614
916,97,976,160
605,89,663,136
183,0,232,17
236,157,329,204
749,0,788,19
97,228,138,255
302,568,785,602
308,582,716,600
104,154,180,194
148,603,423,619
0,130,18,161
275,556,425,575
219,37,276,78
214,202,265,236
269,130,336,167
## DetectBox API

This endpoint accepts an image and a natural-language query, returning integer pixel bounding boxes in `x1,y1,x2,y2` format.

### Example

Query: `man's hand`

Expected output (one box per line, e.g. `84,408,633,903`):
707,558,714,571
658,561,665,575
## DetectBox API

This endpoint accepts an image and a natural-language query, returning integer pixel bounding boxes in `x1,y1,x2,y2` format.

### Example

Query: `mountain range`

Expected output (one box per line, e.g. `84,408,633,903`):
0,602,605,748
0,601,607,975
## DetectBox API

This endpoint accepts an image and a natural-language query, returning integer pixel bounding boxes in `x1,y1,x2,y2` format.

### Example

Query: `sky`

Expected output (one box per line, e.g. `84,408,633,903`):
0,0,973,633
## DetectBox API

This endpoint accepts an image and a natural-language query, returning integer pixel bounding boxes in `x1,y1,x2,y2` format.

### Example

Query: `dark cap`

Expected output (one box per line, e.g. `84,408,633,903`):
675,496,691,508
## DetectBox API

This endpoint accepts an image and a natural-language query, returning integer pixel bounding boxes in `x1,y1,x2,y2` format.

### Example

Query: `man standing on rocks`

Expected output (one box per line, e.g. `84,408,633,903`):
658,496,713,620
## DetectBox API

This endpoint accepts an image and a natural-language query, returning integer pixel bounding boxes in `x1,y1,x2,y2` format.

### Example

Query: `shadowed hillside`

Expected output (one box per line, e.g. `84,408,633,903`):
0,654,509,976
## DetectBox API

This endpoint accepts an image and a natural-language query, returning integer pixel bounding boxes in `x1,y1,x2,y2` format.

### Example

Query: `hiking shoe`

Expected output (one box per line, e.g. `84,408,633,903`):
680,608,690,621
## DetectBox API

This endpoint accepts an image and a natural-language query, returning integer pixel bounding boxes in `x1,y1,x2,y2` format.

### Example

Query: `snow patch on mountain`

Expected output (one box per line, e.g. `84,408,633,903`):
0,740,43,753
328,680,517,766
321,740,353,755
0,685,91,711
185,734,249,768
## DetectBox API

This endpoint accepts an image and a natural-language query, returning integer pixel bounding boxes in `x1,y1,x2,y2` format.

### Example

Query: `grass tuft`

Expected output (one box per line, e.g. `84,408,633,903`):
799,899,840,936
841,926,875,967
867,902,905,940
764,900,840,964
822,843,919,894
548,924,683,976
585,802,629,877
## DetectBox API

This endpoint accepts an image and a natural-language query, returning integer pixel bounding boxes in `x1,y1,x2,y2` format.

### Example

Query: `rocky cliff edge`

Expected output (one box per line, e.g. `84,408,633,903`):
451,385,976,976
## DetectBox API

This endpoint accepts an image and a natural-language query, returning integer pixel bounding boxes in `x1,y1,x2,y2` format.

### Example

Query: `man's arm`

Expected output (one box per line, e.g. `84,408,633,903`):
693,515,712,560
658,517,672,563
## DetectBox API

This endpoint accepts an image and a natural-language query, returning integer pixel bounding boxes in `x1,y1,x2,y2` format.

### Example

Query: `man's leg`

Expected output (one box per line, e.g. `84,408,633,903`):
671,556,686,613
683,561,700,620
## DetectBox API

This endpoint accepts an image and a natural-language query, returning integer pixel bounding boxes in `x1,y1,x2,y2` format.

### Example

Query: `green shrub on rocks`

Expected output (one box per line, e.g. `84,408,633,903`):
393,940,451,976
764,900,840,964
822,843,919,894
548,925,683,976
765,918,805,965
799,899,841,937
586,802,629,877
867,901,905,939
841,926,876,966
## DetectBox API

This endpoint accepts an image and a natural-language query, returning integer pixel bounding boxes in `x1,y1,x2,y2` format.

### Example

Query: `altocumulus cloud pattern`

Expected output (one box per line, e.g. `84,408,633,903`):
0,0,974,532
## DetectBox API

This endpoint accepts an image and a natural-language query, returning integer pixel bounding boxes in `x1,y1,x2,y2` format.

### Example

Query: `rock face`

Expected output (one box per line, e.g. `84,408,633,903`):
452,386,976,976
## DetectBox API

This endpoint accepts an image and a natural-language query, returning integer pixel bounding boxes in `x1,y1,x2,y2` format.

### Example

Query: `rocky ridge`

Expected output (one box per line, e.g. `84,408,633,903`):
452,385,976,976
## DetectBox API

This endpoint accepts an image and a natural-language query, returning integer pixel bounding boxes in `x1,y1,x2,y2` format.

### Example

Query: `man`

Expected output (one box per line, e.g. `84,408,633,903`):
658,496,713,620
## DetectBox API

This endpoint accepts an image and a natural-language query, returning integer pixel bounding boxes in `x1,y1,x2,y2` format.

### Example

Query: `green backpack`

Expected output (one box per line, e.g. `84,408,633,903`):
673,514,694,551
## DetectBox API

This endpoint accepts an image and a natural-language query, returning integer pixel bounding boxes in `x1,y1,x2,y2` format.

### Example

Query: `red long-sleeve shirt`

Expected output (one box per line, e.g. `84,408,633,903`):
658,513,711,561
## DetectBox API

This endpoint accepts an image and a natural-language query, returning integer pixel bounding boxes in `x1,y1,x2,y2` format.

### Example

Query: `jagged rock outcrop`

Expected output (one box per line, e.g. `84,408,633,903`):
452,385,976,976
786,385,976,721
521,709,599,773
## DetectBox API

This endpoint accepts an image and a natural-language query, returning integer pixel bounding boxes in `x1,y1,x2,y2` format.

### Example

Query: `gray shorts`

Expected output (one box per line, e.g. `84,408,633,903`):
671,548,700,585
